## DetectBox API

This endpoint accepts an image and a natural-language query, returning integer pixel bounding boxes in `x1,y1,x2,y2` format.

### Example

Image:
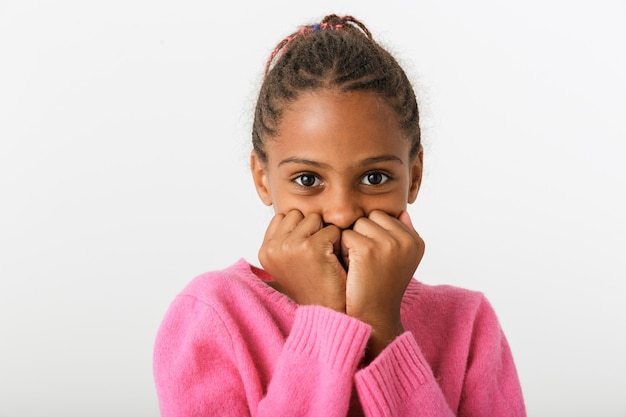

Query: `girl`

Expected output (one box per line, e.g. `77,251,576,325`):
153,14,526,416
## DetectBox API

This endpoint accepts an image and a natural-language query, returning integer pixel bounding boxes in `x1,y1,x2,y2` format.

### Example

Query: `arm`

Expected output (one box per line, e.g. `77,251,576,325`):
354,333,455,416
352,297,526,417
258,306,370,415
153,294,370,417
343,211,525,416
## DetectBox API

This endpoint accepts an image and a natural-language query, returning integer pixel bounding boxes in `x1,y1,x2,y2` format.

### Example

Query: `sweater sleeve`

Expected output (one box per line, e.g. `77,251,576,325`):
353,295,526,417
153,295,371,417
354,333,456,416
257,306,370,416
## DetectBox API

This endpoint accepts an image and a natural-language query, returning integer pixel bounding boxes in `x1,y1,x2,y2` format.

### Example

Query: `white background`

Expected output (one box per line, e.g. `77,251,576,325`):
1,0,625,416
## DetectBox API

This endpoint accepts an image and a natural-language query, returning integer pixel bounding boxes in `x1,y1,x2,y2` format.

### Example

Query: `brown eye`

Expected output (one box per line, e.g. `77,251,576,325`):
362,172,389,186
294,174,321,187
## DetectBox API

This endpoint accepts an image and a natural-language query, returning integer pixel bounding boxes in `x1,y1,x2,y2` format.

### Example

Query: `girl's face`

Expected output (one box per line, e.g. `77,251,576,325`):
251,90,423,229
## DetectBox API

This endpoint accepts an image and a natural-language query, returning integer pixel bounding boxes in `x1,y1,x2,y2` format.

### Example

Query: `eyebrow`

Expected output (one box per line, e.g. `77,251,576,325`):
278,154,404,168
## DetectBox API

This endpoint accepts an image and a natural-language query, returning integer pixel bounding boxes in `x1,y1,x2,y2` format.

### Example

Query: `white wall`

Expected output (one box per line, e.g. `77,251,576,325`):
1,1,624,415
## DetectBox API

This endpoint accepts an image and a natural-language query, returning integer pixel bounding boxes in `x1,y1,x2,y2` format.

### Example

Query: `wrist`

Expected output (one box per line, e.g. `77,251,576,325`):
363,320,404,364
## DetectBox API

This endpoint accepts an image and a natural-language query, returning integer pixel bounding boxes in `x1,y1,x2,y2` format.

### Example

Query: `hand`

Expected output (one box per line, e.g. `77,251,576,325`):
341,210,425,361
258,210,347,312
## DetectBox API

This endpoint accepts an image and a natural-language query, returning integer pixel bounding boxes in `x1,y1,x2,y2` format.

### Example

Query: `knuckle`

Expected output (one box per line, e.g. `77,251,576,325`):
360,239,378,255
353,217,367,229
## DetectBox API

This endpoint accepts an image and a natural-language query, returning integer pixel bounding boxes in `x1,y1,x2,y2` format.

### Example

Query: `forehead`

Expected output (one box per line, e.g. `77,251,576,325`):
267,90,410,165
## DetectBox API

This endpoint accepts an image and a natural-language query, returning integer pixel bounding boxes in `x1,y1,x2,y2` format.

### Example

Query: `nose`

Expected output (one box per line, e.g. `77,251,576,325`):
322,188,365,230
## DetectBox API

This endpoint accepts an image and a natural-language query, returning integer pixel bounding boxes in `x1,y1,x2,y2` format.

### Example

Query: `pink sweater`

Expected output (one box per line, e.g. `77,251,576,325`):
153,259,526,416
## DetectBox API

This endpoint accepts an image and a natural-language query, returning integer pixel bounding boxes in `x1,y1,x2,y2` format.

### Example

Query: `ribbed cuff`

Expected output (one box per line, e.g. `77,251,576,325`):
285,306,371,375
354,332,432,413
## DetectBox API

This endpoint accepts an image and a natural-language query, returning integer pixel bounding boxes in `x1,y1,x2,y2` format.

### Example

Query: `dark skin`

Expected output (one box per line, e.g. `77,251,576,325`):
250,89,425,363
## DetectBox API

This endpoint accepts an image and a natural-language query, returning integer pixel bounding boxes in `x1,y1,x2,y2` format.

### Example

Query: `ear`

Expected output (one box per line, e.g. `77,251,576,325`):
407,145,423,204
250,151,273,206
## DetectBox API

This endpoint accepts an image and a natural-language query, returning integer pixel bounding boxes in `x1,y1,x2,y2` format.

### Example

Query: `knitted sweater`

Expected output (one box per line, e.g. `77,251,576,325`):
153,259,526,416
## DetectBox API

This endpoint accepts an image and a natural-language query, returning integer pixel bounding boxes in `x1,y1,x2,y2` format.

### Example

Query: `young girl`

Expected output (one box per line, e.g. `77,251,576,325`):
153,14,526,416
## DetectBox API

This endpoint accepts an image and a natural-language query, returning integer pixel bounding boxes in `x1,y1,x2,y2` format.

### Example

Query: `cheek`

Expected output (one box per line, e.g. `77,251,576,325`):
269,190,317,216
363,194,408,219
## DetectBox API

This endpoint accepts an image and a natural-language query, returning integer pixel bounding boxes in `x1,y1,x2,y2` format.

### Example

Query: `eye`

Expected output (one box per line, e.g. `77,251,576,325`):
361,171,390,186
294,173,322,187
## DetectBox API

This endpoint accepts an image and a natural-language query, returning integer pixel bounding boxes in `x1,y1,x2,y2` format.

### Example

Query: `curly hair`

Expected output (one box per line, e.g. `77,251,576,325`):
252,14,421,162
